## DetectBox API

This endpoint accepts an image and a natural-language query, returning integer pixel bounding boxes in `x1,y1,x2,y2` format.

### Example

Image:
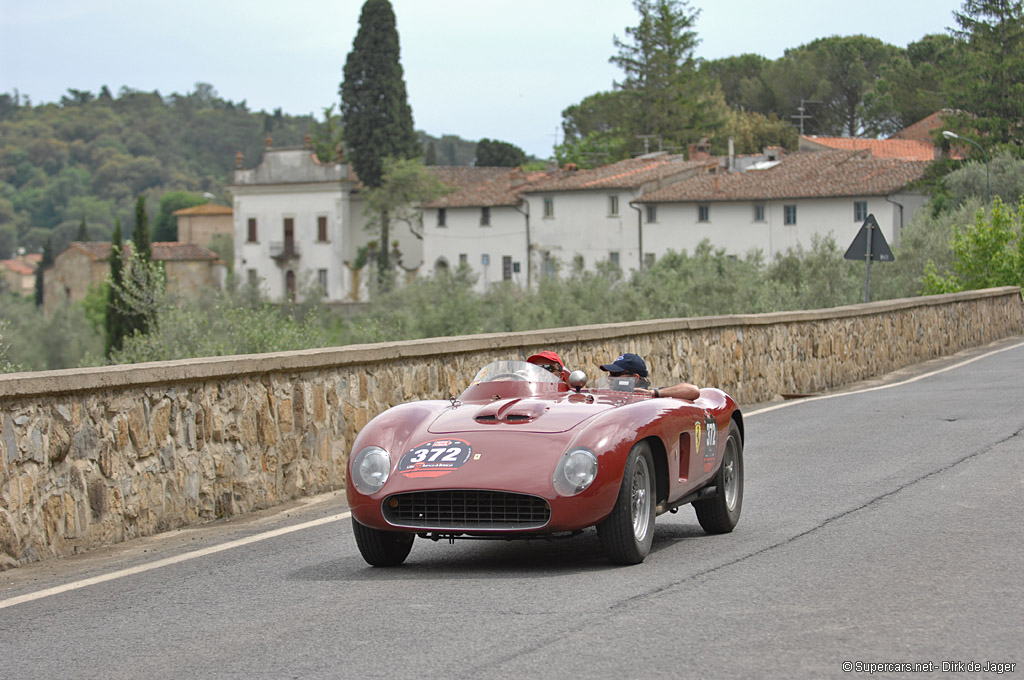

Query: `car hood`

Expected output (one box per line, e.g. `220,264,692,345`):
427,394,620,435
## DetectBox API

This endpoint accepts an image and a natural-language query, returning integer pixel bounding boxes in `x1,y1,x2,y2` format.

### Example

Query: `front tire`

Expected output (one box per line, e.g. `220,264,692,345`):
352,518,414,566
598,441,656,565
694,420,743,533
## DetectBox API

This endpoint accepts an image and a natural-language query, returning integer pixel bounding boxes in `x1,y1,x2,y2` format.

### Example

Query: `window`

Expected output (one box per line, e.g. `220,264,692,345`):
247,268,258,286
784,204,797,225
247,218,257,243
543,197,554,218
698,205,710,222
646,204,657,223
317,268,328,295
609,251,620,266
459,253,468,267
753,204,765,222
283,217,294,251
854,200,868,222
480,206,491,226
317,215,328,242
502,255,512,281
644,253,656,268
573,254,585,271
437,208,447,227
609,195,619,216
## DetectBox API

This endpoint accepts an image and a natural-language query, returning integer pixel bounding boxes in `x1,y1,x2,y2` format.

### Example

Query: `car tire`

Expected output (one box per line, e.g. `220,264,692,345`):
352,518,414,567
694,420,743,534
598,441,656,565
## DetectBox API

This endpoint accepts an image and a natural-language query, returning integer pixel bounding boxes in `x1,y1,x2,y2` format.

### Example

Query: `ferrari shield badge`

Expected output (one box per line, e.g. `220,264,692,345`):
398,439,473,478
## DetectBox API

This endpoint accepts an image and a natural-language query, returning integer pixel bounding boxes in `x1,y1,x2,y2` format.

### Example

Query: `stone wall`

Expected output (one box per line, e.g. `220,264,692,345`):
1,287,1021,568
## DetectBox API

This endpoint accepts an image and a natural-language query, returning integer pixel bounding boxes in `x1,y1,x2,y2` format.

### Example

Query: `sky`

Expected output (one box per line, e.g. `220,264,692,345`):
1,0,965,159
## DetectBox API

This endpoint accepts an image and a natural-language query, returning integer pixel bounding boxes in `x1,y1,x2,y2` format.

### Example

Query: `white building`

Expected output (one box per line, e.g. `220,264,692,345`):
227,143,934,302
420,167,542,292
518,154,711,279
634,149,930,262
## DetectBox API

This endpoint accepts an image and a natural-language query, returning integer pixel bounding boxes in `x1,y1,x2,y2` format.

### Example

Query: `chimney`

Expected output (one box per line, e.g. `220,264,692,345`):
728,137,735,172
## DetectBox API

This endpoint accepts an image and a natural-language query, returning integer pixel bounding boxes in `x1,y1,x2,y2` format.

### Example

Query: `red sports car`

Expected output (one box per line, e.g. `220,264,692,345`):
346,360,744,566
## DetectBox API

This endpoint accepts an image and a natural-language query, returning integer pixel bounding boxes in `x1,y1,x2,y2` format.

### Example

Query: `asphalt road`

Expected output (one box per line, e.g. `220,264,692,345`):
2,337,1023,679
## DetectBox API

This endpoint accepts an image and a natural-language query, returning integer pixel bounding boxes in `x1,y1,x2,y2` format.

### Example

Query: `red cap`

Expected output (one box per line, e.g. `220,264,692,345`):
526,351,564,368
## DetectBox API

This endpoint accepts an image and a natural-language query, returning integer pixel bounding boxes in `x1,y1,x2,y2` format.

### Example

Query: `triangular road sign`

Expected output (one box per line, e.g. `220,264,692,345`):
844,214,894,262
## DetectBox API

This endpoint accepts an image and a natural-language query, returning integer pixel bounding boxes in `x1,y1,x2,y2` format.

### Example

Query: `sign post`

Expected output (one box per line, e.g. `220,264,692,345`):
843,214,894,303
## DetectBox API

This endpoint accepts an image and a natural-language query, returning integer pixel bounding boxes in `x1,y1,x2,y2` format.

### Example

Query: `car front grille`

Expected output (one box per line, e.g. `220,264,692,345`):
382,490,551,530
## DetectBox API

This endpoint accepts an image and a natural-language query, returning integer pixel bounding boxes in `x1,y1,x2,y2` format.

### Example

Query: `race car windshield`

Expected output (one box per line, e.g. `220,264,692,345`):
470,360,561,385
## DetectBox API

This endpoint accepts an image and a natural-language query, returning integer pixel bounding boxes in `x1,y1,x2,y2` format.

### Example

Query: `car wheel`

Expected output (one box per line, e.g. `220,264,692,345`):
352,518,414,567
598,441,656,565
694,420,743,534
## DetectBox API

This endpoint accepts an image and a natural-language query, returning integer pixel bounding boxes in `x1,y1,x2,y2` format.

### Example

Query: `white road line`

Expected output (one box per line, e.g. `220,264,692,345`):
0,511,351,610
5,337,1022,609
745,339,1024,417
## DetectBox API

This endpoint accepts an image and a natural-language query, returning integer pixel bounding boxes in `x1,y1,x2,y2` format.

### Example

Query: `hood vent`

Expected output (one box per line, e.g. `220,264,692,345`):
473,398,547,424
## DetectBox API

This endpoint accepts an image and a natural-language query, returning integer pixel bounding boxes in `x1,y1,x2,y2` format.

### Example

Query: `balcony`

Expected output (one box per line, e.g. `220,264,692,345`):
269,241,300,261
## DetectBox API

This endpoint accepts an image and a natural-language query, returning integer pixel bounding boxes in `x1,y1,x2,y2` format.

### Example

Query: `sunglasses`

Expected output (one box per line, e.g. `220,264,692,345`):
539,363,561,374
608,371,634,378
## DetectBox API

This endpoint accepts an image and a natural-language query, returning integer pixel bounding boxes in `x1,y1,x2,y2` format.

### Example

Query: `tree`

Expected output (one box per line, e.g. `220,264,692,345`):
921,196,1024,293
764,35,899,136
308,104,344,164
862,35,957,136
475,139,527,167
133,194,151,257
105,220,127,356
341,0,420,280
153,191,206,241
34,237,54,307
76,216,89,241
609,0,725,152
948,0,1024,145
361,157,452,287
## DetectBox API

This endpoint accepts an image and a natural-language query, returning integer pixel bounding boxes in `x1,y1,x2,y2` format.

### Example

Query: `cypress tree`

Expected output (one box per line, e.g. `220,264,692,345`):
34,237,54,307
105,220,126,356
76,217,89,241
340,0,420,278
133,194,151,260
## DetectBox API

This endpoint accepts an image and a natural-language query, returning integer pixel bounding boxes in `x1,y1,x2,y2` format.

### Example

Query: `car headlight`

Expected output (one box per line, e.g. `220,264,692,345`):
351,446,391,494
553,447,598,496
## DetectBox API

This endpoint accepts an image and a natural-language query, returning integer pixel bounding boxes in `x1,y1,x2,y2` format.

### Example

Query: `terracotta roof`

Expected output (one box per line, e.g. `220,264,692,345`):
423,167,547,208
635,150,930,204
890,110,950,142
0,259,36,276
61,241,218,262
522,154,709,193
172,203,233,216
800,136,937,161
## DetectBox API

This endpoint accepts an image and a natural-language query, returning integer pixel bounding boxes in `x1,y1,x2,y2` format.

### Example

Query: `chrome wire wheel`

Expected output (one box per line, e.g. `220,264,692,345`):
630,453,652,541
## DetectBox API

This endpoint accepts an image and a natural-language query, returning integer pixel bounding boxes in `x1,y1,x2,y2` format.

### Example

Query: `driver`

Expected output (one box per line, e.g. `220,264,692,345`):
527,351,569,381
599,353,701,400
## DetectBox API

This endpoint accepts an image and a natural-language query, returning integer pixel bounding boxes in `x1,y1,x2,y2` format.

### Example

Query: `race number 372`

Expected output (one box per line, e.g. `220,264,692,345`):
398,439,473,474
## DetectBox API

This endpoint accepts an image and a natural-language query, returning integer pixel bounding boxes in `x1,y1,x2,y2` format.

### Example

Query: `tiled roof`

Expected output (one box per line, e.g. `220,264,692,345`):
62,241,218,262
890,110,950,142
0,259,36,276
522,154,709,192
172,203,233,216
800,136,937,161
636,150,929,204
423,167,546,208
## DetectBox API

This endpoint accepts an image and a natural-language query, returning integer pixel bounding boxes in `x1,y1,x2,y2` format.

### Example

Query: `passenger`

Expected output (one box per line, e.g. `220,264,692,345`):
599,352,700,401
527,351,570,382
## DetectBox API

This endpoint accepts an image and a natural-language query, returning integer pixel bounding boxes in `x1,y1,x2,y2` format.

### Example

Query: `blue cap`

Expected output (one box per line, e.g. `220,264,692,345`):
600,353,648,378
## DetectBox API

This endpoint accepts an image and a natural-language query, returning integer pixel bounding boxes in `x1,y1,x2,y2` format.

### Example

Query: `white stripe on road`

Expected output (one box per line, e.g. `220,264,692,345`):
746,339,1024,417
5,337,1023,609
0,511,350,610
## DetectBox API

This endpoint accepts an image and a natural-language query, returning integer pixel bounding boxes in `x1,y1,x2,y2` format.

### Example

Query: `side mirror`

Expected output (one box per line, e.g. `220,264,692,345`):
568,370,587,392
